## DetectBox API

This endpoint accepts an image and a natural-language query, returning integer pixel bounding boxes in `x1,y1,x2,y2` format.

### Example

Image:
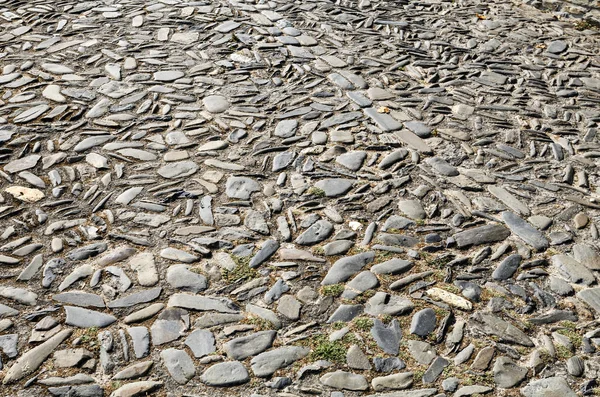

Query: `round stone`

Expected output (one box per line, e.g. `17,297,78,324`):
202,95,229,113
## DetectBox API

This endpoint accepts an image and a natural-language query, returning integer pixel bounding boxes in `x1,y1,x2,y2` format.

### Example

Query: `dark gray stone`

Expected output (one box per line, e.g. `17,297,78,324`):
410,308,437,337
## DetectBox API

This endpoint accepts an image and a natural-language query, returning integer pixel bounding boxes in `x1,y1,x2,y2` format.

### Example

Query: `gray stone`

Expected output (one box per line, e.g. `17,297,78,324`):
365,291,414,316
566,356,583,377
274,119,298,138
225,177,260,199
53,348,92,368
53,292,105,308
364,107,402,131
573,244,600,270
157,161,198,179
425,157,458,176
342,271,379,299
322,252,375,285
250,346,309,377
150,308,189,346
372,371,413,391
277,295,301,320
112,361,153,380
200,361,249,386
407,340,436,365
454,385,493,396
160,348,195,384
168,293,238,313
160,247,198,263
314,179,354,197
127,326,150,358
453,224,510,248
422,356,449,384
347,345,371,370
488,186,530,216
371,258,412,275
323,240,354,256
295,220,333,245
110,381,162,397
249,239,280,268
0,334,18,358
202,95,229,113
3,329,72,384
547,40,568,54
223,331,276,360
167,264,207,292
577,287,600,313
153,70,184,81
320,371,368,391
67,243,107,261
469,312,533,346
410,308,437,337
4,155,40,174
327,304,364,323
0,286,37,306
492,254,522,280
443,377,460,392
184,329,215,358
336,151,367,171
371,319,401,355
108,287,162,308
551,254,595,285
373,357,406,373
502,211,548,251
379,149,409,169
493,356,528,388
47,385,103,397
398,200,426,220
520,377,577,397
382,215,415,231
244,210,269,235
65,306,116,328
404,121,432,137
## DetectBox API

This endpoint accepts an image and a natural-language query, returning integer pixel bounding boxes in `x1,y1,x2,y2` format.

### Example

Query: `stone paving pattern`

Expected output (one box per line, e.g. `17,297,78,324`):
0,0,600,396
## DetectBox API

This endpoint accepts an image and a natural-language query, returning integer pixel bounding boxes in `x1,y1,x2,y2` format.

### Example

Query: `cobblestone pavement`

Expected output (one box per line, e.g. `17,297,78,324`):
0,0,600,396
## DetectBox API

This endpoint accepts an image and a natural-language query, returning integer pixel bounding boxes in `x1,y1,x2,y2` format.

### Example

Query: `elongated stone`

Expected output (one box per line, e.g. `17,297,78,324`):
502,211,548,251
322,252,375,285
453,224,510,248
65,307,117,328
3,329,72,384
250,346,309,377
488,186,530,216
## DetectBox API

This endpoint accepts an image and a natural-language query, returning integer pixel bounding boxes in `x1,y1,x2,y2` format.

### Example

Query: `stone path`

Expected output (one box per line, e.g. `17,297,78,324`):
0,0,599,396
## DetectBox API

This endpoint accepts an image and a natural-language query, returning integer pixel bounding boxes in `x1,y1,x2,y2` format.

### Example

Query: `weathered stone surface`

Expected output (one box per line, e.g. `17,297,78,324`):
502,211,548,251
250,346,309,377
520,377,577,397
0,2,597,396
160,348,195,384
65,307,117,328
223,331,276,360
469,312,533,346
493,356,528,388
321,371,369,391
200,361,249,386
3,329,72,384
551,254,595,285
453,224,510,248
322,252,375,285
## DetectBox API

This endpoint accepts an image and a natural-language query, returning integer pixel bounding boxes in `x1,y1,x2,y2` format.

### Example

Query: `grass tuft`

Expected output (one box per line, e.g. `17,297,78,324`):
321,284,345,297
309,335,347,363
222,256,258,282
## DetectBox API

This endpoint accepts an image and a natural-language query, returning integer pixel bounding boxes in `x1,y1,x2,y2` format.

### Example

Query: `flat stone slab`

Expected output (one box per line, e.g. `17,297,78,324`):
453,224,510,248
64,307,117,328
502,211,548,251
